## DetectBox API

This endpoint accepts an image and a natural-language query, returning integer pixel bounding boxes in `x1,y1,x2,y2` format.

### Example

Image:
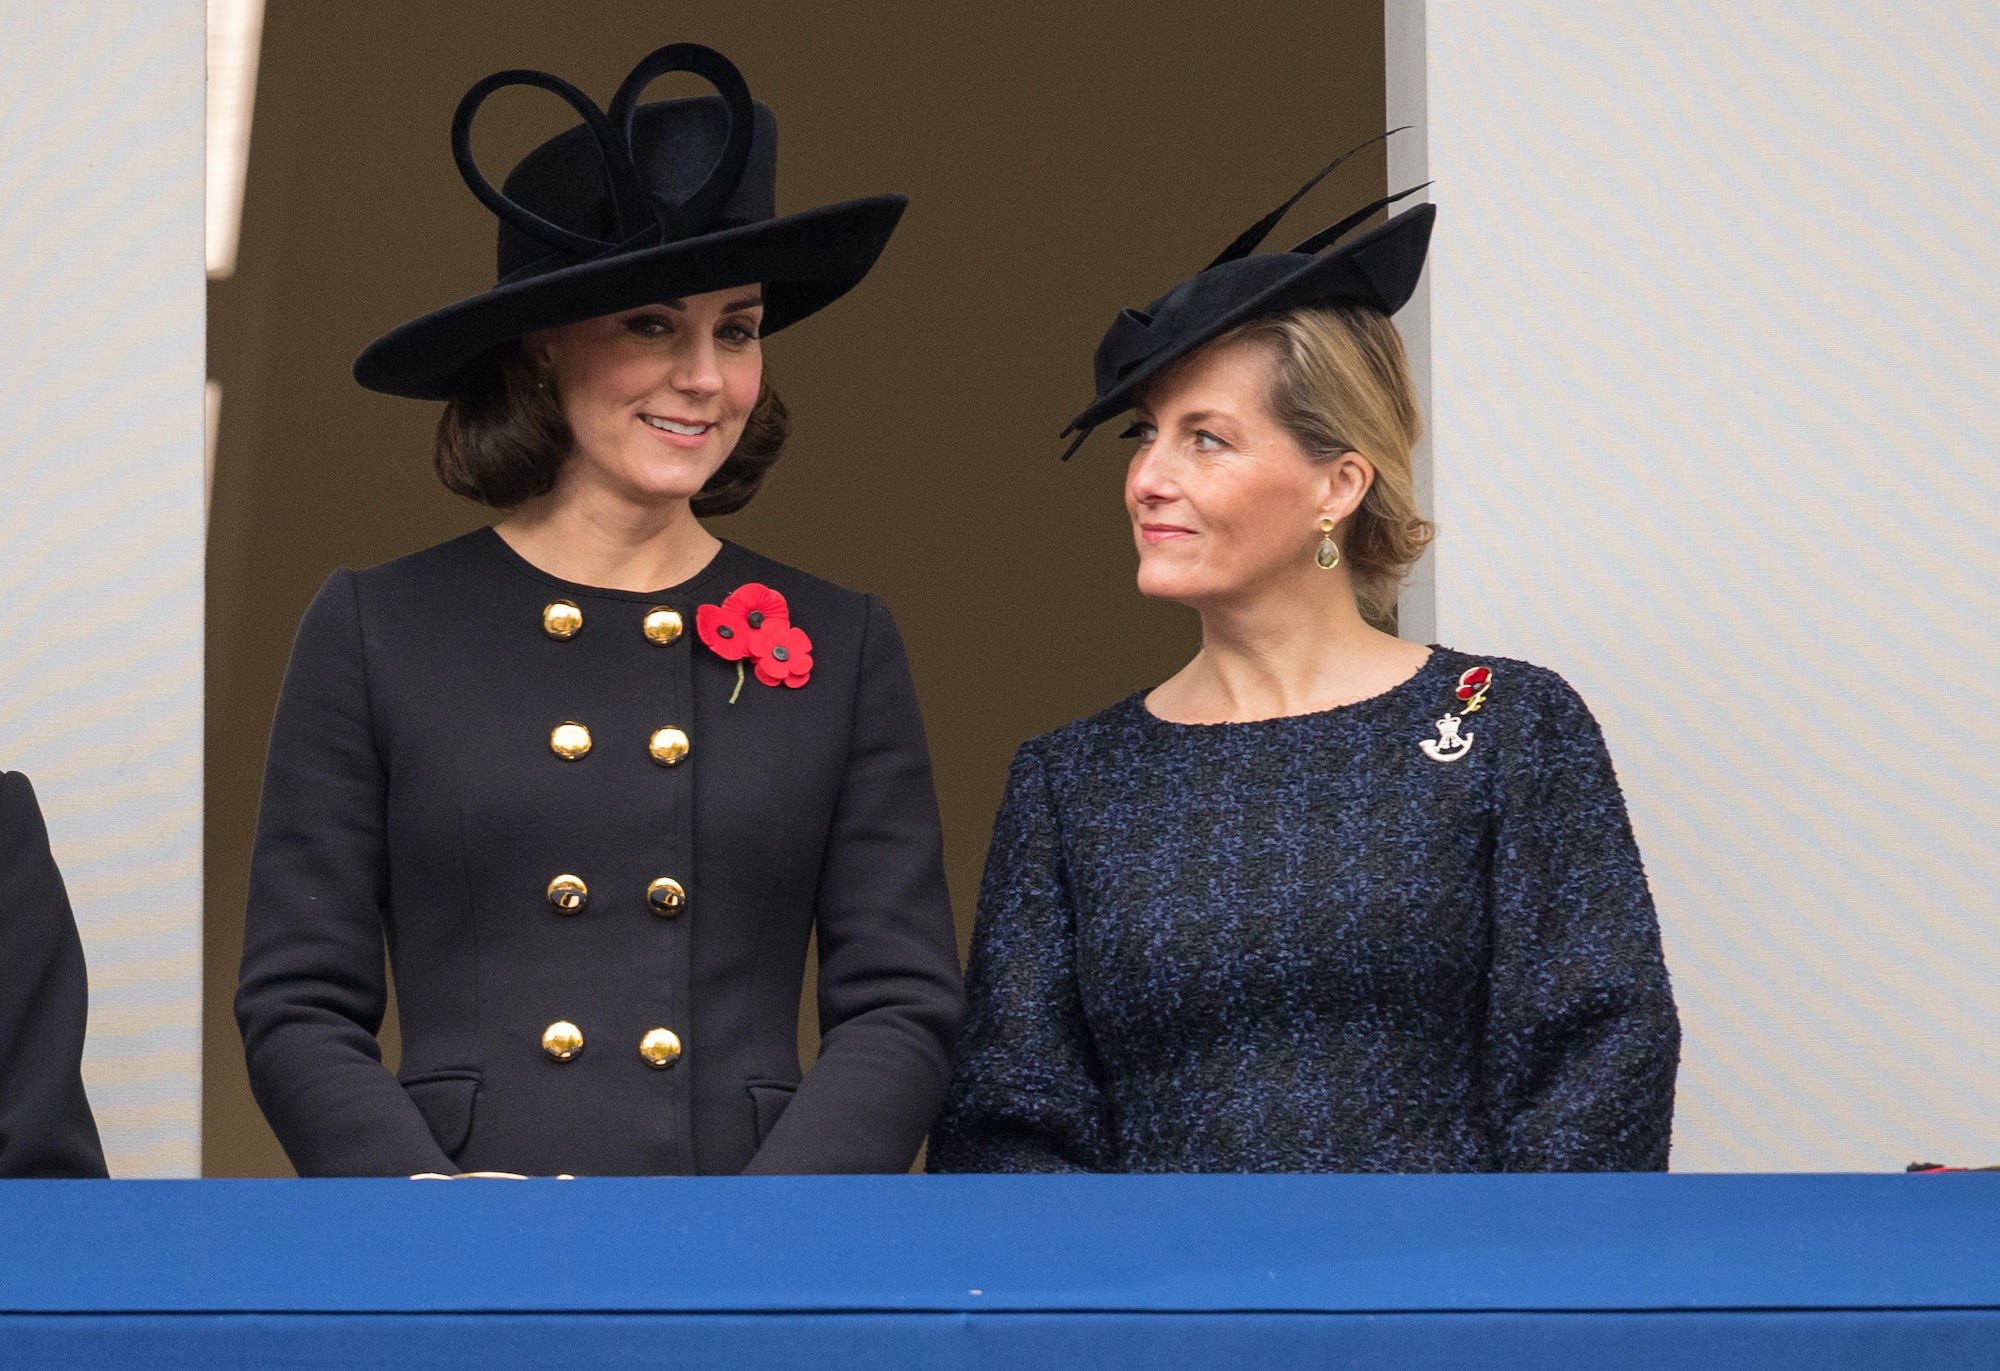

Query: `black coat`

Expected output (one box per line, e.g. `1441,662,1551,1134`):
236,530,963,1176
0,771,108,1177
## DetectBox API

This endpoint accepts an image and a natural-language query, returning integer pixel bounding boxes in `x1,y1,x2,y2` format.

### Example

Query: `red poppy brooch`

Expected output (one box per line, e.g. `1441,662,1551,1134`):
696,583,813,702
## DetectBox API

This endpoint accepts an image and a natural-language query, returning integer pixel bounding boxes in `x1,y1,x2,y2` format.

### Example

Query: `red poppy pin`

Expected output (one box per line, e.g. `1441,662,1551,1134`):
696,583,814,702
1455,666,1492,713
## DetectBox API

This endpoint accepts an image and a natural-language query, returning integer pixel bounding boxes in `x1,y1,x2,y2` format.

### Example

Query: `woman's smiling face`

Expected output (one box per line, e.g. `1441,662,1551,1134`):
1122,335,1341,608
528,287,765,508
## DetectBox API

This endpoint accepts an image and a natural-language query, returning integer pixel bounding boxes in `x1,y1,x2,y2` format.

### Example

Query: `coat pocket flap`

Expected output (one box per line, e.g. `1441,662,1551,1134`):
746,1079,798,1147
402,1070,480,1158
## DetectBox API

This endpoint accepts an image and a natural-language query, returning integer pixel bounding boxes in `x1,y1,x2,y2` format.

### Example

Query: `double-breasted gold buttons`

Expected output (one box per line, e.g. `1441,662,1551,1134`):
639,1028,682,1068
546,874,588,914
542,600,583,640
550,722,592,760
646,877,687,917
643,607,684,645
648,727,690,767
541,1020,584,1061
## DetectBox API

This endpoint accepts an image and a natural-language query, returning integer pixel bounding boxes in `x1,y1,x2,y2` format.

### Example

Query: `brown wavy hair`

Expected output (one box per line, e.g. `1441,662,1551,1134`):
1216,305,1435,628
432,342,791,515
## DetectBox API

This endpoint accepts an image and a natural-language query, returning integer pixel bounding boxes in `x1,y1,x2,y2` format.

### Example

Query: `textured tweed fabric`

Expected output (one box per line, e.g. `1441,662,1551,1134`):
929,647,1680,1173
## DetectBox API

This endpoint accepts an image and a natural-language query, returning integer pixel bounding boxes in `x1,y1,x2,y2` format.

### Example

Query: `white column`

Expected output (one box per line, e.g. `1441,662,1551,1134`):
1420,0,2000,1169
0,1,205,1175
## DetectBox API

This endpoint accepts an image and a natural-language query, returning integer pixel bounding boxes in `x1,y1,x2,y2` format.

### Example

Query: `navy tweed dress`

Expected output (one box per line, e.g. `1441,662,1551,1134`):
928,647,1680,1173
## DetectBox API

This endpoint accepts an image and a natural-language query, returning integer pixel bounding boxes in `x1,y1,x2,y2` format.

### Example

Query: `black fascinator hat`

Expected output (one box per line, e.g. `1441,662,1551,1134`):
355,43,907,400
1060,133,1434,458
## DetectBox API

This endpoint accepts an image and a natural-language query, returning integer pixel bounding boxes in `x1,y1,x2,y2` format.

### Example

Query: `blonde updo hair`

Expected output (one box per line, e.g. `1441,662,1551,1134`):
1217,304,1435,628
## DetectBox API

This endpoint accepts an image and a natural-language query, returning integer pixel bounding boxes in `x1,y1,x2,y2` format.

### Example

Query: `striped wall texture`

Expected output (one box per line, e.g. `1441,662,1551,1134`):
1422,0,1999,1169
0,0,204,1175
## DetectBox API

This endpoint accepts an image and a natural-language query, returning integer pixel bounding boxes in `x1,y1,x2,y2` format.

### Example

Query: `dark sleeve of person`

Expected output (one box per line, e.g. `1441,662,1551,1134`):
742,596,966,1174
926,742,1113,1173
1480,675,1682,1171
234,571,456,1177
0,771,108,1178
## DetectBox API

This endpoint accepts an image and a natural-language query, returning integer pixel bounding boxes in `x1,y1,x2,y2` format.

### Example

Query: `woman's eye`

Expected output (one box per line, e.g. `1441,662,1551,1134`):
1193,430,1227,452
1119,422,1157,443
718,320,762,344
626,313,674,337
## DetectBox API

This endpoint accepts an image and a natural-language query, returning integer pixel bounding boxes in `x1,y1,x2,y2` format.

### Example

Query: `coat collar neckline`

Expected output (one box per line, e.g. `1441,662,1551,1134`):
477,525,744,604
1132,645,1460,731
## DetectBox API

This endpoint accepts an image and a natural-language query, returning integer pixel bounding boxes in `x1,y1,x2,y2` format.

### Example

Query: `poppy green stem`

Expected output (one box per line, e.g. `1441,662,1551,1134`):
728,661,745,705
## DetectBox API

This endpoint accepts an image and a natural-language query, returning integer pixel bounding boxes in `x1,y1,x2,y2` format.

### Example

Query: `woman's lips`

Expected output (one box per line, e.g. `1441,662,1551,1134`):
1139,523,1196,544
640,414,716,447
641,414,712,434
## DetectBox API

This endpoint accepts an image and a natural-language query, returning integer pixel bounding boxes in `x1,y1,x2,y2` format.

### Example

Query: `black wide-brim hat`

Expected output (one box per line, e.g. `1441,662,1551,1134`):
355,43,906,400
1061,135,1435,458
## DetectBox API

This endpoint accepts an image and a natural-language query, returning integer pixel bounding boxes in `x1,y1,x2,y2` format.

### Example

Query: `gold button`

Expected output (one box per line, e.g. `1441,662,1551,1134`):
550,721,592,760
648,726,690,767
541,1020,584,1061
546,874,588,914
542,600,583,640
642,606,684,645
646,877,686,917
639,1027,682,1069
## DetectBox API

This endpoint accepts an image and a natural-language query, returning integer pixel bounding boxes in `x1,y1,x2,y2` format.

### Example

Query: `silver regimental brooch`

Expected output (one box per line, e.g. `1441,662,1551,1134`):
1420,665,1492,763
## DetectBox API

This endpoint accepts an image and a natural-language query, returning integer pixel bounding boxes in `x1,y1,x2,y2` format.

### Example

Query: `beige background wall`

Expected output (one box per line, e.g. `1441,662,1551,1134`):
204,2,1389,1175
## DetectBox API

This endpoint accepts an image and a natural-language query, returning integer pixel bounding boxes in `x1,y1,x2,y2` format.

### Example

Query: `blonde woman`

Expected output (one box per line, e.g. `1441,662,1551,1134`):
930,165,1679,1173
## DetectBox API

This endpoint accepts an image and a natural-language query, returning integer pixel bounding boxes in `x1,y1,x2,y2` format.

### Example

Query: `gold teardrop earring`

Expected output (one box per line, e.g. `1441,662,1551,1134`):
1314,517,1341,570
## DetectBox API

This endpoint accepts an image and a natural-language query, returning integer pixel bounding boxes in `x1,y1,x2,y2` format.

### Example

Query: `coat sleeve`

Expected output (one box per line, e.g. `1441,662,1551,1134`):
0,772,108,1178
1480,673,1681,1171
742,595,965,1174
926,741,1113,1173
234,571,455,1176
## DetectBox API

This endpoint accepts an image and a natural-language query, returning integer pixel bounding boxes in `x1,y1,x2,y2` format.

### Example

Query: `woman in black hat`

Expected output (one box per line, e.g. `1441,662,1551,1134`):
929,151,1679,1173
236,45,962,1177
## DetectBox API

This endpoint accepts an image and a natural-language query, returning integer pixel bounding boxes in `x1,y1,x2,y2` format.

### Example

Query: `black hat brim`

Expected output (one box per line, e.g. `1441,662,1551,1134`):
354,194,907,400
1063,203,1435,441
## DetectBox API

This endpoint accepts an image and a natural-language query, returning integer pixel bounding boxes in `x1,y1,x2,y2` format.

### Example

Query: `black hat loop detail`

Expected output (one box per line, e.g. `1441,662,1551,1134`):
609,43,756,238
451,69,652,260
450,44,758,265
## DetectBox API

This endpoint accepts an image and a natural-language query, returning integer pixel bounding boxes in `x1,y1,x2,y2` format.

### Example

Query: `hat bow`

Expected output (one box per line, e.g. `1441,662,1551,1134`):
451,43,755,285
